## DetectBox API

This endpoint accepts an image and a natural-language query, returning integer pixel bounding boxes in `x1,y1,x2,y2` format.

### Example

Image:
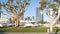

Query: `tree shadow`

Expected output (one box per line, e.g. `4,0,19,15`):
55,27,60,34
0,32,5,34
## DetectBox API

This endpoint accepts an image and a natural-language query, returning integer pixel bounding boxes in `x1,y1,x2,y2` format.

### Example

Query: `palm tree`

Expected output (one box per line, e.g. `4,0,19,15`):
2,0,30,27
32,16,35,20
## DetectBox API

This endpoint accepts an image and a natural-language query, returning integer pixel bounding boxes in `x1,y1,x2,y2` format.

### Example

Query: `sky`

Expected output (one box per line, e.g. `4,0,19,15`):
24,0,39,18
0,0,53,21
24,0,49,21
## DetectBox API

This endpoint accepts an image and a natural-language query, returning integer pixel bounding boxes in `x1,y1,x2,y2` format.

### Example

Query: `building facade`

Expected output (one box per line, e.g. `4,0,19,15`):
0,12,1,18
0,2,1,18
0,8,1,18
36,8,43,22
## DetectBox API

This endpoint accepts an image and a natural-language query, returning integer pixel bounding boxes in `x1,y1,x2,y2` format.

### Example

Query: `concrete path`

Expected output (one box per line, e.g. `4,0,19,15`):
0,32,48,34
0,32,60,34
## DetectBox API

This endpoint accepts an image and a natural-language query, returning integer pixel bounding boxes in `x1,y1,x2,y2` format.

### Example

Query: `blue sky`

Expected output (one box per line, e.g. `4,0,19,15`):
24,0,39,18
0,0,49,21
24,0,49,21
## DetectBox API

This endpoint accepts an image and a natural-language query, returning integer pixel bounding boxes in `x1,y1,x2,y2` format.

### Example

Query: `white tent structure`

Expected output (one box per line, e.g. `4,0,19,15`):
0,18,8,23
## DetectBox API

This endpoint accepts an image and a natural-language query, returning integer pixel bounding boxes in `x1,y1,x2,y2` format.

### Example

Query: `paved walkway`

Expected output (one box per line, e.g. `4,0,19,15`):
0,32,48,34
0,32,60,34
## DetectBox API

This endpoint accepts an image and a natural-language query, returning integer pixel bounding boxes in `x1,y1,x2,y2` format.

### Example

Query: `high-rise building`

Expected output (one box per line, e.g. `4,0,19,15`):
0,8,1,18
0,12,1,18
0,2,1,18
36,8,43,22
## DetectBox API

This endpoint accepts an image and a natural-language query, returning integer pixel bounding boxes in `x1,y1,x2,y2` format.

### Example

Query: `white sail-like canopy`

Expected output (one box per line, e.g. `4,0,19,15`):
0,18,8,23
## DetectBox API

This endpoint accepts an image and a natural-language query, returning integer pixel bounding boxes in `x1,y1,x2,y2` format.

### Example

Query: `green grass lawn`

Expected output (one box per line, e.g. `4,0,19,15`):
0,27,60,32
0,27,48,32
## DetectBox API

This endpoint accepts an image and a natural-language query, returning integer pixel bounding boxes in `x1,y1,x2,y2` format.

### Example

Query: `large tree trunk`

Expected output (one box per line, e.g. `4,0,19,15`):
12,13,24,27
12,15,19,27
